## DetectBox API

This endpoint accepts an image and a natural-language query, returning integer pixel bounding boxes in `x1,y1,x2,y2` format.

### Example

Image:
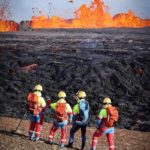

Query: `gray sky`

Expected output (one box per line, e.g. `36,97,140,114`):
3,0,150,22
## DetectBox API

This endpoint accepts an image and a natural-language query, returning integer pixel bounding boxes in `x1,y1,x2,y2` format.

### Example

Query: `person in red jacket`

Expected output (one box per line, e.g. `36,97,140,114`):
90,97,118,150
27,84,46,141
47,91,73,149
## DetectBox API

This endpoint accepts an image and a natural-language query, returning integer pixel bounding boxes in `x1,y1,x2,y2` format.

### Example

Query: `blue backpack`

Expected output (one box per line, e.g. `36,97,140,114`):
78,100,90,125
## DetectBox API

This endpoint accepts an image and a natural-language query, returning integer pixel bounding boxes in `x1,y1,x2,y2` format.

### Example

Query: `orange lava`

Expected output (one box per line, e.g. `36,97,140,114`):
0,0,150,31
0,20,19,31
31,0,150,29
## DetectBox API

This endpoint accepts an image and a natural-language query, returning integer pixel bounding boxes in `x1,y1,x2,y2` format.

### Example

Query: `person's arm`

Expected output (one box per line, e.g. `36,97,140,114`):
66,103,73,124
38,97,46,108
73,104,79,115
96,108,107,128
70,104,78,124
50,102,57,110
66,103,72,114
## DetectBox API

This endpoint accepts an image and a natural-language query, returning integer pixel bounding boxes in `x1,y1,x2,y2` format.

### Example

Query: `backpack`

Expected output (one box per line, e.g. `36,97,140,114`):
78,100,90,125
105,106,118,127
55,102,68,122
27,92,39,115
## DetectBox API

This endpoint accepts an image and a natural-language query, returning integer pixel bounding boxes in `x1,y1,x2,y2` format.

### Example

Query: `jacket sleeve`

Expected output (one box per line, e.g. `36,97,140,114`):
66,103,73,114
73,104,79,115
96,108,107,128
50,102,57,110
98,108,107,119
38,97,46,108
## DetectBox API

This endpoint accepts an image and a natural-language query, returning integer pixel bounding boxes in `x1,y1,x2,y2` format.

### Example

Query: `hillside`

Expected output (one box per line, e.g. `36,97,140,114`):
0,28,150,131
0,117,150,150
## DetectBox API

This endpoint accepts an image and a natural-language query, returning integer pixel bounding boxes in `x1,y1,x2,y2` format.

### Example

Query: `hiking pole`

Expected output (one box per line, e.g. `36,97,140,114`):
14,112,27,134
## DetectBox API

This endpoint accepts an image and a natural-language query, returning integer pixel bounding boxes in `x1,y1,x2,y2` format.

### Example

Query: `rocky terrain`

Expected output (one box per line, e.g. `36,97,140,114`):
0,117,150,150
0,28,150,132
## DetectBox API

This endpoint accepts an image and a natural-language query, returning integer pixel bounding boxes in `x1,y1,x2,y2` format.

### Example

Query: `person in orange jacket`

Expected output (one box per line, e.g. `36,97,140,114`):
47,91,73,149
90,97,118,150
27,84,46,141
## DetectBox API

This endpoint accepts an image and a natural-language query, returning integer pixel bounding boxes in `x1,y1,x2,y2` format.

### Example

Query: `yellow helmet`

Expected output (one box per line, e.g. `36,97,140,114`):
34,84,43,91
103,97,111,104
58,91,66,98
77,90,86,99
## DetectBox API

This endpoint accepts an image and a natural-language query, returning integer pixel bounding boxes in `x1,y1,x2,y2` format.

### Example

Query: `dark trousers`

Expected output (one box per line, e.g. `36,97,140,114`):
68,124,87,148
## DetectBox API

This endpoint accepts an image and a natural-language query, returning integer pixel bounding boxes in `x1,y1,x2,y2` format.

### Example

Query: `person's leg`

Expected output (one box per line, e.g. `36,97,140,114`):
60,125,67,148
28,114,36,140
40,113,44,129
35,113,45,141
29,122,35,140
81,125,87,150
106,133,114,150
91,129,103,150
48,123,58,144
104,127,115,150
56,120,68,148
35,122,41,141
34,114,41,141
66,124,80,147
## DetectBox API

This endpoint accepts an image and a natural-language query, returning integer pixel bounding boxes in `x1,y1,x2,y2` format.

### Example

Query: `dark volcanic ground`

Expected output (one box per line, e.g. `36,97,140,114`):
0,28,150,131
1,117,150,150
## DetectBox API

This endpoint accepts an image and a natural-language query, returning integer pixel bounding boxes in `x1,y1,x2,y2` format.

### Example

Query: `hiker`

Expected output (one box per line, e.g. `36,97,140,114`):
66,90,90,150
27,84,46,141
47,91,72,149
90,97,118,150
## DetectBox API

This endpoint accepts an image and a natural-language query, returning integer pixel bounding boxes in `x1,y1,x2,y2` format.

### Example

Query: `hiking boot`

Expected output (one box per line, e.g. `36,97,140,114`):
66,143,73,148
81,142,85,150
90,148,96,150
34,137,40,142
60,143,64,149
29,136,33,141
29,132,35,141
46,140,53,145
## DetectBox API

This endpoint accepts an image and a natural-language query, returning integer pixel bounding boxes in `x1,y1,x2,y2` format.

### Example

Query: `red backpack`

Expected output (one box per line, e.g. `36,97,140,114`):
27,92,39,115
105,106,118,127
55,102,68,121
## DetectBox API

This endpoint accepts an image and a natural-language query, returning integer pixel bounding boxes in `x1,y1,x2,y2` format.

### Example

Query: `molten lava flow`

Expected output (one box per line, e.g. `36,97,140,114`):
31,0,114,28
0,0,150,31
72,0,113,28
31,0,150,29
0,20,19,31
0,0,19,31
113,10,150,28
32,15,71,28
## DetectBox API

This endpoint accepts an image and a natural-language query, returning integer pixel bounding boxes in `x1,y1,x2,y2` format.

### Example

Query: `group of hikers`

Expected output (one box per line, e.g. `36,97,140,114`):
27,84,118,150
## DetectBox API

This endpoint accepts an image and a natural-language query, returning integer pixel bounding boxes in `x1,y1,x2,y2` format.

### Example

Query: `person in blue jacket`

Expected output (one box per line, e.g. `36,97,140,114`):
66,90,90,150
